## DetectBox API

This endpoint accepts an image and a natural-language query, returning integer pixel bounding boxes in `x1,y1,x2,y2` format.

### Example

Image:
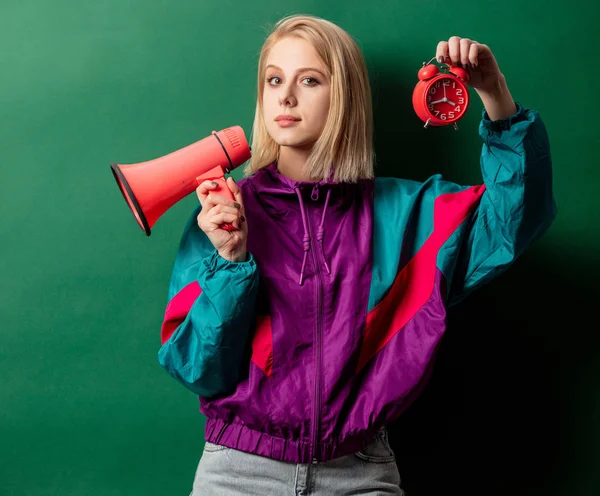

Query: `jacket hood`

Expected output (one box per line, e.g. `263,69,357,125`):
249,161,338,194
244,161,367,286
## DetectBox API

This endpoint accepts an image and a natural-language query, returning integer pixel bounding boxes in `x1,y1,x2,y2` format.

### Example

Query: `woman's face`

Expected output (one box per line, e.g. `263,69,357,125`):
262,37,331,150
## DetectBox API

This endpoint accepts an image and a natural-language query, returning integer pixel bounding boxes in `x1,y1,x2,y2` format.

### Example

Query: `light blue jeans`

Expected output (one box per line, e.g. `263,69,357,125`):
190,427,404,495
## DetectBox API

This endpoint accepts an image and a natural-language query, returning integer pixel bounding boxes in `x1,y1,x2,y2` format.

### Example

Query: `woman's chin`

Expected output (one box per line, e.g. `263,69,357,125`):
270,131,315,149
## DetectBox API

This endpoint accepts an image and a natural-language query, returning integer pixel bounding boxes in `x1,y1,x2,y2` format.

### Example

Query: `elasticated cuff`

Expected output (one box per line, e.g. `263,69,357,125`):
202,249,256,273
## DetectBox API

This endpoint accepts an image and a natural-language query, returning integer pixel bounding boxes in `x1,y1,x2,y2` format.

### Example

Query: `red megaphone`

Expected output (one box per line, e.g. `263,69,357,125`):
110,126,251,236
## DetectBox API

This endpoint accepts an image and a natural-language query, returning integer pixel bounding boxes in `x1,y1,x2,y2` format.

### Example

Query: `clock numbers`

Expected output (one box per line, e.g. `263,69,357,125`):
415,67,469,127
440,112,456,120
424,77,467,122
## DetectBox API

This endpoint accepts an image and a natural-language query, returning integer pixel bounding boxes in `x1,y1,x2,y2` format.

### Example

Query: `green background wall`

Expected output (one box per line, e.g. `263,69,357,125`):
1,1,597,495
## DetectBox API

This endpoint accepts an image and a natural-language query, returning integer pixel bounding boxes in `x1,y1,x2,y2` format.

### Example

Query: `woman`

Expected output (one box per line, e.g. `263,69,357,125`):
158,14,556,495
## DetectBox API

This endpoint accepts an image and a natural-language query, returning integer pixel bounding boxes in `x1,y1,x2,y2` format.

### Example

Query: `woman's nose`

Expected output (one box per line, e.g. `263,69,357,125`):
278,88,297,106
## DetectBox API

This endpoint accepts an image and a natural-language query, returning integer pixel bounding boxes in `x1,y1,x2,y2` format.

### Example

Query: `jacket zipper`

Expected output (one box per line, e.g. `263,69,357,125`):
306,189,323,464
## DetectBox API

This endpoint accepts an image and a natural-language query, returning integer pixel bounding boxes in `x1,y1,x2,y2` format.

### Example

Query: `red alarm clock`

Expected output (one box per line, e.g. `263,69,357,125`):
412,57,470,130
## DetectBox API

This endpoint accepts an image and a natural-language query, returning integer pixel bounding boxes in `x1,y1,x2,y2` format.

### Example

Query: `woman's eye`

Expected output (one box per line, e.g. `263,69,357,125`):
266,76,319,86
302,77,319,86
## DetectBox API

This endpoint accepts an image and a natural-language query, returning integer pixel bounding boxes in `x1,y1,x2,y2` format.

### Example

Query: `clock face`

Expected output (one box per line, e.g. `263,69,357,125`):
425,76,468,122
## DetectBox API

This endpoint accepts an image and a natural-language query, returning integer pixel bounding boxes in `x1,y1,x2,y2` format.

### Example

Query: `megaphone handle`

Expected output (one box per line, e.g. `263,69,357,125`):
196,175,237,231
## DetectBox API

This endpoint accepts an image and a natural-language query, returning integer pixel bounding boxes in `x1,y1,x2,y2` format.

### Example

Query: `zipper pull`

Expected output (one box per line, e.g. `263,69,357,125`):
311,184,319,201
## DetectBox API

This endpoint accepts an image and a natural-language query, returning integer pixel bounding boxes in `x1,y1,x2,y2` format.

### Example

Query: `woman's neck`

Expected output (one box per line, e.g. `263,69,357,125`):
276,146,317,182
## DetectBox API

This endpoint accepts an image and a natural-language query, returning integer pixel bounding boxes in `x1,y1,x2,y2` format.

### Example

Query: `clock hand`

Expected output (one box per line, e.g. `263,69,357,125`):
430,98,444,105
447,99,456,106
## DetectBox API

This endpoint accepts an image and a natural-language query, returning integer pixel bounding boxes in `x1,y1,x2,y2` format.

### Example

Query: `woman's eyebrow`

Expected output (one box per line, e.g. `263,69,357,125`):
266,64,328,78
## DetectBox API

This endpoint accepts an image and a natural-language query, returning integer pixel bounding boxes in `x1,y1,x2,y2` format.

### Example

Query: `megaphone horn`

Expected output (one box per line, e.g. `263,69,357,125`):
110,126,251,236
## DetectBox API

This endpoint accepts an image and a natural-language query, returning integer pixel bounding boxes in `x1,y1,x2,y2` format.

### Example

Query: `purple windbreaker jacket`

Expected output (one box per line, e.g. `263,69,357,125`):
158,103,557,463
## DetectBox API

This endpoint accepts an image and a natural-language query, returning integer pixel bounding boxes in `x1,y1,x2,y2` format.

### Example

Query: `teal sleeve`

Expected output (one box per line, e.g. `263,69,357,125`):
158,206,260,397
447,102,558,305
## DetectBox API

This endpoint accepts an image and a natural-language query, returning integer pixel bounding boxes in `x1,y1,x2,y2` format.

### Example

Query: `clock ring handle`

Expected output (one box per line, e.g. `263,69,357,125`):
422,56,455,71
422,56,438,67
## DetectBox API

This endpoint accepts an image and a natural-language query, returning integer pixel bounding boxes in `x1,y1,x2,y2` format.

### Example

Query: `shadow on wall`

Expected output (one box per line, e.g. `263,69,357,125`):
368,60,592,496
387,251,594,496
369,58,478,183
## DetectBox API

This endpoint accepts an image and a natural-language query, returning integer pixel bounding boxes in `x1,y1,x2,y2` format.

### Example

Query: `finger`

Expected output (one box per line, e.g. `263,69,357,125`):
206,211,241,228
460,38,473,67
468,42,480,67
448,36,461,66
226,179,246,232
205,204,240,217
227,177,244,210
199,211,241,232
227,177,246,218
436,41,449,63
196,180,219,206
205,191,242,211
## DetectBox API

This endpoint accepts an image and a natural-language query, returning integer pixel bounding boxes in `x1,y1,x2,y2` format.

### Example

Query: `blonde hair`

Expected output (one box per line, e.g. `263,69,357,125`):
244,14,374,183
